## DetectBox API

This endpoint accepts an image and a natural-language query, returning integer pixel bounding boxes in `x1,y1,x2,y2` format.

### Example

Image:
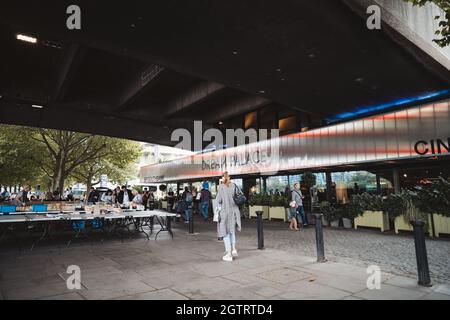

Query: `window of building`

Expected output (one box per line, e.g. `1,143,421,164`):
266,176,289,195
330,171,393,203
278,115,298,135
260,106,277,129
244,111,258,129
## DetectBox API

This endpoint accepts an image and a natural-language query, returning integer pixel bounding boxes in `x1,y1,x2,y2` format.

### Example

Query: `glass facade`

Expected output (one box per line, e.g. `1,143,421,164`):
266,176,288,195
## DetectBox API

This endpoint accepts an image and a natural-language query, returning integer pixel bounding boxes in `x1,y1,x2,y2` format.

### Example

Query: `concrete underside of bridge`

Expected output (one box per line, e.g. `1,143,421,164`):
0,0,449,146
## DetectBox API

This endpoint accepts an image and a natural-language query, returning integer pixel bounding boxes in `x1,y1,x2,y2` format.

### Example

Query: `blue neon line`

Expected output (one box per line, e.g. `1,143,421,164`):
326,89,450,122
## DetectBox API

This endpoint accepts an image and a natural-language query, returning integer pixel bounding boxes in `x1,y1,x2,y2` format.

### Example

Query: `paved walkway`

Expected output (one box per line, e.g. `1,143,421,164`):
0,219,449,300
235,219,450,285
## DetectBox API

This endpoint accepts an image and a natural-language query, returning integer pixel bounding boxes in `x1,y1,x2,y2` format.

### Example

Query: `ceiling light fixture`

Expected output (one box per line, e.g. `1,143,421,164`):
16,34,38,44
218,121,224,125
31,104,43,109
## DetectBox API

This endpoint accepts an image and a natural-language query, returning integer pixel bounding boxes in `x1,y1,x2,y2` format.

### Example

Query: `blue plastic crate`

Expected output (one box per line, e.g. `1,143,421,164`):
32,204,48,212
72,221,85,230
1,205,16,213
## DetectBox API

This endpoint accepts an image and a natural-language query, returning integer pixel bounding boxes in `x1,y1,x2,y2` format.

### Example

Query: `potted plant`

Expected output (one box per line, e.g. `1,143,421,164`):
269,194,288,222
319,201,341,227
413,177,450,237
384,191,426,234
248,193,270,219
353,193,390,232
341,200,364,229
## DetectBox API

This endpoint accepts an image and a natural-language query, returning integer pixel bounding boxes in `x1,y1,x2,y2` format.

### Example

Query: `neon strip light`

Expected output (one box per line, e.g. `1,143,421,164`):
326,89,450,122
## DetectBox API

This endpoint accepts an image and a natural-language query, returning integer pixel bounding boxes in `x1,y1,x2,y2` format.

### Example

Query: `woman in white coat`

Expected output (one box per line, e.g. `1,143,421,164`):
215,171,242,262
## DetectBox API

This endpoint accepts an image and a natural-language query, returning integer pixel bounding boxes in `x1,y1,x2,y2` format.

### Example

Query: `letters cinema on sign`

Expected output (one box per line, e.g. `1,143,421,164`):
140,100,450,182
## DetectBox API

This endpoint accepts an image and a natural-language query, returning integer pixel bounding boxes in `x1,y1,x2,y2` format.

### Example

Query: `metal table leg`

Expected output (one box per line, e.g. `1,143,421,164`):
31,222,50,251
155,216,174,240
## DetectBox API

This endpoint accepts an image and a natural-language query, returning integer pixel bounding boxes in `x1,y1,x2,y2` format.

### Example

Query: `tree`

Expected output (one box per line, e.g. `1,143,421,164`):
0,125,44,189
0,125,142,195
30,129,112,193
403,0,450,47
70,138,141,193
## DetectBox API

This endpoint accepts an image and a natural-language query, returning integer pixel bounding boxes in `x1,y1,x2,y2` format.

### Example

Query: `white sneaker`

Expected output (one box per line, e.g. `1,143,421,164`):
231,249,238,257
222,253,233,262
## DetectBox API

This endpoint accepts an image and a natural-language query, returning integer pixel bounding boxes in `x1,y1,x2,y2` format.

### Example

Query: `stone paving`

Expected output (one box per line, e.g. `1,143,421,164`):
233,219,450,285
0,218,449,300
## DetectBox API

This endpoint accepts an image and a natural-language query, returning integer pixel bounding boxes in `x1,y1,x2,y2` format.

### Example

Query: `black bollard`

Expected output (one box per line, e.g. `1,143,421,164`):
189,210,194,234
410,220,431,286
314,214,326,262
256,211,264,250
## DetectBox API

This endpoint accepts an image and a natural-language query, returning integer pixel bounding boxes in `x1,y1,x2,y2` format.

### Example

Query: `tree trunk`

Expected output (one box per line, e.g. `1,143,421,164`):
84,168,95,204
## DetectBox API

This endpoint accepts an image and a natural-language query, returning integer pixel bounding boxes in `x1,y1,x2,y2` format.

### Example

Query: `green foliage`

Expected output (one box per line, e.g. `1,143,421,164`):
319,201,342,221
0,125,42,187
383,192,408,219
352,193,384,212
0,124,141,193
248,193,271,206
342,201,365,220
70,137,141,188
300,171,316,189
269,194,289,207
414,177,450,217
404,0,450,47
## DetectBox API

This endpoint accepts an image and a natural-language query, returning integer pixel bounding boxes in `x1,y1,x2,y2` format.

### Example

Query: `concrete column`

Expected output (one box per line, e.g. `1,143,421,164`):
326,172,332,201
393,168,400,193
262,177,267,194
376,172,382,194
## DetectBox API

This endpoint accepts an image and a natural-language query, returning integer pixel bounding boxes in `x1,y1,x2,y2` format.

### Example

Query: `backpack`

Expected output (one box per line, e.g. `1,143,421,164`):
185,193,193,203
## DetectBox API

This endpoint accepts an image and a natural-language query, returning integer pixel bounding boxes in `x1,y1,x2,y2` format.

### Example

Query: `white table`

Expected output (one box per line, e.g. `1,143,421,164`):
0,210,177,249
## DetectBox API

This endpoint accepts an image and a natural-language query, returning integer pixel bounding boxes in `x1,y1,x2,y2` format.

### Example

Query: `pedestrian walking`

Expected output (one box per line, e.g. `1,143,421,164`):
215,171,242,262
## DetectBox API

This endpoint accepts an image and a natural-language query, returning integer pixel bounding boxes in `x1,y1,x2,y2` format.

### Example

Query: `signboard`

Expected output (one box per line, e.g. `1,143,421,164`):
140,100,450,182
100,174,108,188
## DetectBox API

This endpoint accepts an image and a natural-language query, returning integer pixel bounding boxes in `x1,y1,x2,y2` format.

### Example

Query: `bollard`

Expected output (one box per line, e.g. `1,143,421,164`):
189,210,194,234
256,211,264,250
314,214,326,262
410,220,431,286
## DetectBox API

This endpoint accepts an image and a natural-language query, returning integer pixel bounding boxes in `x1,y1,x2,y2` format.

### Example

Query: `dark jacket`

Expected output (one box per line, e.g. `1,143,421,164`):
87,190,99,203
200,189,211,203
182,190,193,209
117,189,133,204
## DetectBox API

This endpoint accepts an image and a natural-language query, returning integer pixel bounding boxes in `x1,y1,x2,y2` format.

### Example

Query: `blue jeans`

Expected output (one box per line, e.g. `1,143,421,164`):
200,202,209,220
223,232,236,252
296,205,308,225
184,208,192,221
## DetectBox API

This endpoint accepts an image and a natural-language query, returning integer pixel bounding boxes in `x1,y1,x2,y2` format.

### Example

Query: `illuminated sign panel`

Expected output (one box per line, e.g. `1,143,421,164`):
141,100,450,182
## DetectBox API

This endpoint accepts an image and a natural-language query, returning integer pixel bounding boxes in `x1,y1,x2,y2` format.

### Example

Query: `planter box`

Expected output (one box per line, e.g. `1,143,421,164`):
269,206,287,222
433,214,450,238
342,218,352,229
354,210,390,232
249,205,269,220
330,219,340,228
394,214,433,235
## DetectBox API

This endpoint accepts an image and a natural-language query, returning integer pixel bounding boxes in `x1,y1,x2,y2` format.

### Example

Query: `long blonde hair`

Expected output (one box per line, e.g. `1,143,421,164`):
223,171,231,187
